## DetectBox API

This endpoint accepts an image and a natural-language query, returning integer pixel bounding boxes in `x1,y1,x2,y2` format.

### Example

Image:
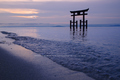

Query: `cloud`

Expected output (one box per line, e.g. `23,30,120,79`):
0,0,120,24
0,0,31,2
0,0,96,2
12,15,38,18
32,0,87,2
0,8,39,14
38,15,69,19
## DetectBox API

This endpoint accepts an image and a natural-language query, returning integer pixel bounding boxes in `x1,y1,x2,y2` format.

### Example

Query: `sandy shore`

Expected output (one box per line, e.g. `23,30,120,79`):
0,47,42,80
0,33,94,80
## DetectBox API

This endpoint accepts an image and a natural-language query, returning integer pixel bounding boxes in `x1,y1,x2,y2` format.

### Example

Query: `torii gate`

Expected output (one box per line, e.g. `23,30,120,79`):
70,8,89,31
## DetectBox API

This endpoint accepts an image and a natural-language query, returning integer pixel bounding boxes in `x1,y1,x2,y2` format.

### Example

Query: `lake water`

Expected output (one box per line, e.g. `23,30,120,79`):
0,26,120,80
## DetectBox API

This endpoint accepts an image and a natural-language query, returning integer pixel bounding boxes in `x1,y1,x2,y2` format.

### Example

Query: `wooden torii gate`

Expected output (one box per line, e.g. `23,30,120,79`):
70,8,89,31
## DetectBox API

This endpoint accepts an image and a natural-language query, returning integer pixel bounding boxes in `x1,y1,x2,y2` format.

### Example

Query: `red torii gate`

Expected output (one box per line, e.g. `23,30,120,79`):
70,8,89,31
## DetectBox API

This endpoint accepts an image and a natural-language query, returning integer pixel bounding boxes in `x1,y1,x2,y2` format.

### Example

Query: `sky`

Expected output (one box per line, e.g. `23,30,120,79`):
0,0,120,25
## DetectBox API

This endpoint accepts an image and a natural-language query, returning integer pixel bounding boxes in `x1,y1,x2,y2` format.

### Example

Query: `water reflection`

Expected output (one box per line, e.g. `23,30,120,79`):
70,30,87,41
0,27,38,38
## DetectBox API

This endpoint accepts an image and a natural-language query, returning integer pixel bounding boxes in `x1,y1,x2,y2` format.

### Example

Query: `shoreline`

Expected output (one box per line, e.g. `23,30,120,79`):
0,33,94,80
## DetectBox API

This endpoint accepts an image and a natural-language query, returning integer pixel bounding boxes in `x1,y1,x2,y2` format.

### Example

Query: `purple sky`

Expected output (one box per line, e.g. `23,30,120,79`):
0,0,120,24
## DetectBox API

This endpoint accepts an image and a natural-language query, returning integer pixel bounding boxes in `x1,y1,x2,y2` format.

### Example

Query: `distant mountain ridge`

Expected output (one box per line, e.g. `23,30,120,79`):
0,23,57,27
0,23,120,27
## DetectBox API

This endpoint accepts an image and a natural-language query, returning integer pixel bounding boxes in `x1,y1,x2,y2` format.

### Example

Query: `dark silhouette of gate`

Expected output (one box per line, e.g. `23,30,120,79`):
70,8,89,31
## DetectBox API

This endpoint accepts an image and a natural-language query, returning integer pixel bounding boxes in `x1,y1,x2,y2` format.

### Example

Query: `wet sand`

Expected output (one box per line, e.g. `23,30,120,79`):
0,33,94,80
0,47,42,80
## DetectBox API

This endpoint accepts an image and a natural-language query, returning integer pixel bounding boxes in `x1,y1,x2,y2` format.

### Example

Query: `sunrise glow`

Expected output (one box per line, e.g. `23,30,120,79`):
33,0,87,2
0,8,39,14
0,0,30,2
0,0,89,2
12,16,38,18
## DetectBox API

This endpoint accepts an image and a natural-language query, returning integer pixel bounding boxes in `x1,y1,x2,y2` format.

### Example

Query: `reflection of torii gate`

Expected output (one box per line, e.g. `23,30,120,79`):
70,8,89,31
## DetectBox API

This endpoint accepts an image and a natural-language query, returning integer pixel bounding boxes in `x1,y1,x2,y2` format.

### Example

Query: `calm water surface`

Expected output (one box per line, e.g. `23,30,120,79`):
0,26,120,48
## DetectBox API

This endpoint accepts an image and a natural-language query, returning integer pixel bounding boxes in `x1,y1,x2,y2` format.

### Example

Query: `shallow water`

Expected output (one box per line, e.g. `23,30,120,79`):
0,26,120,80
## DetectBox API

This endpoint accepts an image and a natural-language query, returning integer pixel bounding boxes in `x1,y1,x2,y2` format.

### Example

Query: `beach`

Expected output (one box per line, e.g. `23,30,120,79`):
0,32,94,80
